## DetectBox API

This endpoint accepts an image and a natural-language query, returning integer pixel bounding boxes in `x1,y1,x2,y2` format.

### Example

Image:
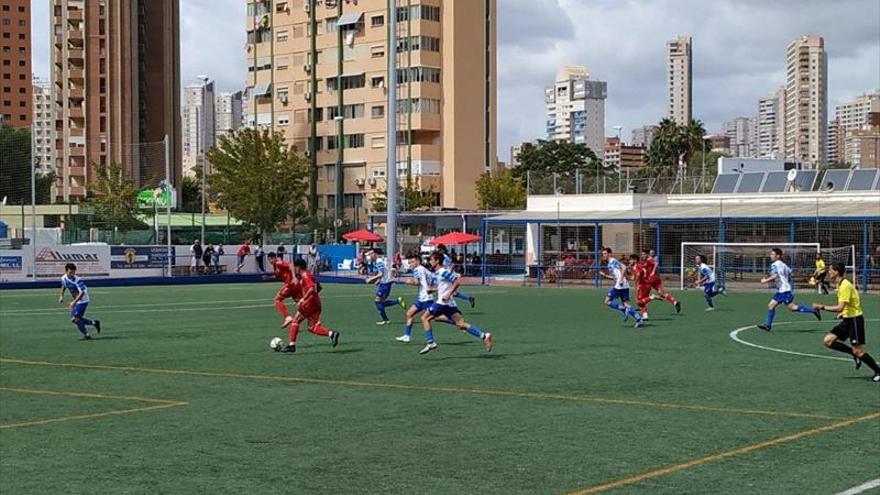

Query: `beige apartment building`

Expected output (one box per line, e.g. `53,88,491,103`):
245,0,496,220
834,92,879,164
32,77,55,175
666,35,692,125
52,0,181,202
783,35,826,167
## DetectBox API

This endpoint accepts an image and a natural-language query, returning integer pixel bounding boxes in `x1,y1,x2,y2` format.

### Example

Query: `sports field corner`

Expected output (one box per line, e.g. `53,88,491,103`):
1,282,878,494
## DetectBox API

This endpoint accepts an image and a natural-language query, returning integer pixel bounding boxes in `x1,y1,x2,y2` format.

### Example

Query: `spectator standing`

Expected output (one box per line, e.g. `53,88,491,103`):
202,244,215,274
255,245,266,272
214,245,223,273
236,240,251,273
190,240,203,274
307,244,318,273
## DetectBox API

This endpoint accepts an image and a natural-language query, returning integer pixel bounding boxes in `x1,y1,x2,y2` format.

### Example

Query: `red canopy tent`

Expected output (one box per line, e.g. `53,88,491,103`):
342,229,383,243
429,232,481,246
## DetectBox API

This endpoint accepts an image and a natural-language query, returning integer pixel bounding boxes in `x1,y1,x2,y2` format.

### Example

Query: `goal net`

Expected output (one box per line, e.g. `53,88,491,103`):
680,243,857,291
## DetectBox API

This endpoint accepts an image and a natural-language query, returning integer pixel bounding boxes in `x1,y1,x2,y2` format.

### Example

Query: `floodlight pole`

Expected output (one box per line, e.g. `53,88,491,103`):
165,134,172,276
386,0,398,262
30,123,37,280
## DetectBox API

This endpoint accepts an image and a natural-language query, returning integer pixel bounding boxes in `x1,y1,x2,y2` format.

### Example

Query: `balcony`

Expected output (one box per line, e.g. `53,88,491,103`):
68,165,86,177
54,35,64,48
68,47,84,59
68,88,83,99
69,106,84,119
69,147,85,158
68,127,84,137
68,69,84,80
67,10,83,21
68,28,83,40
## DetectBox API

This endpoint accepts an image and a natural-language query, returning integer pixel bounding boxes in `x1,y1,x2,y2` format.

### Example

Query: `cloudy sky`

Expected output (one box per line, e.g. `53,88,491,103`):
32,0,879,160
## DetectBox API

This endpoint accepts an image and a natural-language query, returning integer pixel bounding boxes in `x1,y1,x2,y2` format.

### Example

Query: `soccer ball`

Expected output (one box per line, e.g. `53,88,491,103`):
269,337,284,351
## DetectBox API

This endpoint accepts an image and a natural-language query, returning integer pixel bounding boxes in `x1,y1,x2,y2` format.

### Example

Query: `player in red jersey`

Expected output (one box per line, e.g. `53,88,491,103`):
278,259,340,353
629,254,655,319
236,240,251,272
641,249,681,316
264,252,302,329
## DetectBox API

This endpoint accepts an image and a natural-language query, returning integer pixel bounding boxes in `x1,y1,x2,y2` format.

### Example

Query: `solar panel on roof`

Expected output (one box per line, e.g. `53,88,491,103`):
711,174,740,194
846,169,879,191
794,170,818,192
761,171,789,192
735,172,765,193
820,170,851,191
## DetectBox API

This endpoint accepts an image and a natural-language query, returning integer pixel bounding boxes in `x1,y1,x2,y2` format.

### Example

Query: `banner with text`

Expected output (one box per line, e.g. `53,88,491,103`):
111,246,173,269
34,245,111,278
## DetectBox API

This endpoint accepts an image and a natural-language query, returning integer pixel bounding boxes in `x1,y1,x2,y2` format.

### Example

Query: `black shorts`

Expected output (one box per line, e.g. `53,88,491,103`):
830,315,866,346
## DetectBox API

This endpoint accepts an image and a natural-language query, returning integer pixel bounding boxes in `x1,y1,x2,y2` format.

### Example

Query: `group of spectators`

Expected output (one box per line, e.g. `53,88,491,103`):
192,239,323,275
188,240,225,274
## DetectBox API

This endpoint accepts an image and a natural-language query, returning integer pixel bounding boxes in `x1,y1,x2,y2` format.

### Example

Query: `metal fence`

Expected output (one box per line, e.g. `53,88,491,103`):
526,170,712,196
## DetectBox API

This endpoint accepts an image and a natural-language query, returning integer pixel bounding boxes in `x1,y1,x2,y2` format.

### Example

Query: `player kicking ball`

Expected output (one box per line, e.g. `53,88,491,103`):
365,248,405,325
600,248,644,328
812,263,880,382
419,252,492,355
693,254,725,311
640,249,681,315
396,254,450,343
277,259,340,354
757,248,820,331
265,252,300,329
58,263,101,340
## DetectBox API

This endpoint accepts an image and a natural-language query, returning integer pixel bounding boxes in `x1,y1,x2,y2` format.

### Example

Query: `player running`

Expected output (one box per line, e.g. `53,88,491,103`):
365,248,405,325
629,254,654,320
277,259,340,353
757,248,821,331
812,263,880,382
641,249,681,314
397,254,441,343
693,254,725,311
265,252,301,329
58,263,101,340
435,244,476,308
419,252,493,355
600,248,644,328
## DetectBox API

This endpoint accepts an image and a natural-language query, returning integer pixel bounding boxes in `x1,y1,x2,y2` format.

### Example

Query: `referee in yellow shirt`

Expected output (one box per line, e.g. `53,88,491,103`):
813,262,879,382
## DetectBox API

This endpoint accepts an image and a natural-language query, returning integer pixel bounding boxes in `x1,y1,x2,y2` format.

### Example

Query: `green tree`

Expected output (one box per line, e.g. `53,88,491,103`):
178,175,201,213
475,168,526,210
0,124,54,204
370,176,439,213
86,162,143,232
514,139,610,194
205,128,309,241
644,118,707,178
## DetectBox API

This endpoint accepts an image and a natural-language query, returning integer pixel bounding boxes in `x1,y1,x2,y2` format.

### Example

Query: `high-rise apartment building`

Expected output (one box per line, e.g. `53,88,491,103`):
834,92,880,164
826,118,841,163
32,78,55,175
216,90,244,138
846,112,880,169
182,76,216,177
631,125,657,149
723,117,755,158
756,93,781,158
545,65,606,159
783,35,827,166
666,35,692,125
1,0,31,127
245,0,496,214
52,0,181,202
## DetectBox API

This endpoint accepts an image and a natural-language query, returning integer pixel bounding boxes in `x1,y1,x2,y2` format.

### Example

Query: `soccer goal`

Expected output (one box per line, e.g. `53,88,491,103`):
679,242,857,291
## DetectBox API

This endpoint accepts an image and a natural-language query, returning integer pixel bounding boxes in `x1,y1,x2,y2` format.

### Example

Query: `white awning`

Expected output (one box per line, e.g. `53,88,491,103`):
251,84,272,97
337,12,364,27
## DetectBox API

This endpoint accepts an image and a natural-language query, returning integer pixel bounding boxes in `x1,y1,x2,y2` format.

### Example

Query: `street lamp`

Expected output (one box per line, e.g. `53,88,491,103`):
334,115,344,241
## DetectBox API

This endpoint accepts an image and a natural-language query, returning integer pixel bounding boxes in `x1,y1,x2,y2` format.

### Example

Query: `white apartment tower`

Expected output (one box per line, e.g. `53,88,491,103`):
182,76,216,177
215,90,244,139
723,117,755,158
31,77,55,175
545,65,607,159
834,92,880,164
666,36,692,125
756,93,781,159
784,35,827,166
631,125,658,149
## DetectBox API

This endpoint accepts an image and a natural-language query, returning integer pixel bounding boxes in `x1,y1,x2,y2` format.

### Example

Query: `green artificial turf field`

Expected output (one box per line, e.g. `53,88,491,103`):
1,282,878,494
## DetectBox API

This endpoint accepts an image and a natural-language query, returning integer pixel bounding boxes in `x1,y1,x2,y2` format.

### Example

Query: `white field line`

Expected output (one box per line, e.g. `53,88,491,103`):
835,478,880,495
729,319,880,363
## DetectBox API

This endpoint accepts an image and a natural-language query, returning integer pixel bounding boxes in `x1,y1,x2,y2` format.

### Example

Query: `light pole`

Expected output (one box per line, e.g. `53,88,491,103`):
334,115,344,240
701,134,706,193
613,125,623,192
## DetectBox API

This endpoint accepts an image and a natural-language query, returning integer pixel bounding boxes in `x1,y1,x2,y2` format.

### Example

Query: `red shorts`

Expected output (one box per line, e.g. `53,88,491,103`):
298,299,322,320
636,285,652,306
649,277,664,291
276,284,301,301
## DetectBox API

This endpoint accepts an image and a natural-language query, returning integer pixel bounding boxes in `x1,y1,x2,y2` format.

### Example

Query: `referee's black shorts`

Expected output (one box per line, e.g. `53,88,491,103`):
830,315,866,346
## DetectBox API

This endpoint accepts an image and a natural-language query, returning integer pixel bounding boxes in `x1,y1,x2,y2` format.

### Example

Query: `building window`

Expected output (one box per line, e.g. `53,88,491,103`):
326,17,338,33
371,105,384,119
278,114,290,126
396,67,441,84
277,30,288,42
328,103,364,120
371,15,384,27
371,135,385,148
370,45,385,58
371,76,384,88
327,74,365,91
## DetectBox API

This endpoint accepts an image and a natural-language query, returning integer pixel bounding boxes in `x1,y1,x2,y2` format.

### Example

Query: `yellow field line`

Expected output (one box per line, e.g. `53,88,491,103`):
563,411,880,495
0,358,839,420
0,386,187,430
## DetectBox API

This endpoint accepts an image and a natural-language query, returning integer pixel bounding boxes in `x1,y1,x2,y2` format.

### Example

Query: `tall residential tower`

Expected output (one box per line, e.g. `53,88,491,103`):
666,35,692,125
783,35,827,166
544,65,607,159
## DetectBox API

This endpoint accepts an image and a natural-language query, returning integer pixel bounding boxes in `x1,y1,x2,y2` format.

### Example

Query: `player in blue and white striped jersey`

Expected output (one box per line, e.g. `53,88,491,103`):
57,263,101,339
435,244,476,308
396,254,440,343
365,248,405,325
599,248,644,327
693,254,725,310
418,252,493,355
757,248,820,331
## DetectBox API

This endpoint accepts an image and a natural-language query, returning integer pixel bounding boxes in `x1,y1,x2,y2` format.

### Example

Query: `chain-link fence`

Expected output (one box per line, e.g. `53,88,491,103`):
525,170,713,196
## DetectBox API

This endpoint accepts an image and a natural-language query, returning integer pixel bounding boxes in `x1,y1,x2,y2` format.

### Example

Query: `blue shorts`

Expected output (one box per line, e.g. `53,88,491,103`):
412,300,433,312
772,291,794,305
428,303,461,319
704,282,715,295
71,302,88,318
376,282,394,299
606,288,630,302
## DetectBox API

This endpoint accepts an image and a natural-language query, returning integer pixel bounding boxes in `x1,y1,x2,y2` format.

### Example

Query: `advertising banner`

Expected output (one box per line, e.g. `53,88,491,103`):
34,245,110,278
111,246,173,269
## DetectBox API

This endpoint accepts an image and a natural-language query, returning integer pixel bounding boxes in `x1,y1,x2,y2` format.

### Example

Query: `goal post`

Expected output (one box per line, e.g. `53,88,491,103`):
679,242,857,291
